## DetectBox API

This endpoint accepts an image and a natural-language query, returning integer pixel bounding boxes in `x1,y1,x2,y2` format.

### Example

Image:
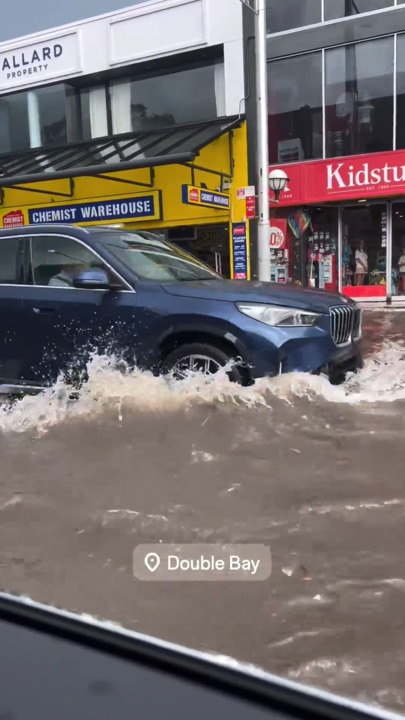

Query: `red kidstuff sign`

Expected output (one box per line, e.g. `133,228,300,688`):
269,149,405,206
2,210,24,227
269,219,287,249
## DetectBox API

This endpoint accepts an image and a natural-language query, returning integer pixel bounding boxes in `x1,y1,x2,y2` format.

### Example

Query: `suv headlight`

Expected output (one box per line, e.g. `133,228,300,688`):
236,303,322,327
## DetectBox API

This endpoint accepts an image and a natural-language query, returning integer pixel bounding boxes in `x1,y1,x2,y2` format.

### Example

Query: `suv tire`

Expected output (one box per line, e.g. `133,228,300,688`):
161,342,243,383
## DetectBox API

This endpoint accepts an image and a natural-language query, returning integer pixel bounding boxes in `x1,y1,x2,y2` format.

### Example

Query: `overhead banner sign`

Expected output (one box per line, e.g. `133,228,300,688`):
269,148,405,206
0,33,80,90
27,192,162,225
181,185,230,210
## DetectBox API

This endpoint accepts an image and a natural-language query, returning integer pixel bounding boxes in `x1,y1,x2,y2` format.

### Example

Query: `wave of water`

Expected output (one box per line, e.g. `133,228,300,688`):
0,340,404,436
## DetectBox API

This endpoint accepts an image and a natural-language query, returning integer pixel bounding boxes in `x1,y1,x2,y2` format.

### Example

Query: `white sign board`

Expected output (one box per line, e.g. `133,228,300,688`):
236,186,255,199
0,33,81,91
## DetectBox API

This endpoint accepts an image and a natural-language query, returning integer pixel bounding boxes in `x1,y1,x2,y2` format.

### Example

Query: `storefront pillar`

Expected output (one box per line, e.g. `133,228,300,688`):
386,202,393,300
337,207,342,294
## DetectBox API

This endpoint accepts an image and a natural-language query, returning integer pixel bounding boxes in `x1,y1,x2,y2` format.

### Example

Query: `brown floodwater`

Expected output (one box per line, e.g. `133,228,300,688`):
0,310,404,712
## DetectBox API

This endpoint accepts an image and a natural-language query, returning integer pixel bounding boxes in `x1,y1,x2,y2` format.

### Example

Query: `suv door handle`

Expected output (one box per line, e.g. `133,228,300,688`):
32,307,55,315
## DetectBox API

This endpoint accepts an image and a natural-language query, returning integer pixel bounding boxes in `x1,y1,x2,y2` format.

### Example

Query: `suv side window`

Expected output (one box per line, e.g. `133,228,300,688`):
30,235,119,287
0,237,25,284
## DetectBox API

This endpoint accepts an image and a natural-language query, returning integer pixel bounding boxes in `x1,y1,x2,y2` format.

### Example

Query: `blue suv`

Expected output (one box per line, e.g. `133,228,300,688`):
0,224,362,394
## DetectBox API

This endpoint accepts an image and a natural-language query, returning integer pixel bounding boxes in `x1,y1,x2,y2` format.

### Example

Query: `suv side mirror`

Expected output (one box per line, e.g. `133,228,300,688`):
72,268,111,289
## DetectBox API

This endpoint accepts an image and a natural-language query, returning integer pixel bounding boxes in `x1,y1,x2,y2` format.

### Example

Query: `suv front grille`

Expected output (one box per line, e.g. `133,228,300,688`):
330,305,362,346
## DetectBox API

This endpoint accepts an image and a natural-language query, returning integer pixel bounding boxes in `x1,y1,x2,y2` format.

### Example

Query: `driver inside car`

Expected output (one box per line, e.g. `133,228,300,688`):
45,243,96,287
48,264,85,287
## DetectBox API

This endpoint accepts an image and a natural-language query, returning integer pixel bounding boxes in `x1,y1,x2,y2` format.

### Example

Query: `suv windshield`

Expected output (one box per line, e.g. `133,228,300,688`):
93,230,220,282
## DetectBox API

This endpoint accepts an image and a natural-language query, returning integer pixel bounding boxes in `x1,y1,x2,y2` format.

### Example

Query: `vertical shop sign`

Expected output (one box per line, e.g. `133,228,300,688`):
245,195,256,219
232,222,248,280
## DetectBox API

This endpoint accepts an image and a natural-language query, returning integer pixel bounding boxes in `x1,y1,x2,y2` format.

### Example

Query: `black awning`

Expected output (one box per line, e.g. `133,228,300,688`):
0,116,242,188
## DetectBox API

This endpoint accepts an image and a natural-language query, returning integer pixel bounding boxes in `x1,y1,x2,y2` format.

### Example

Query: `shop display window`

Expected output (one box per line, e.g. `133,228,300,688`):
341,204,387,293
271,206,338,290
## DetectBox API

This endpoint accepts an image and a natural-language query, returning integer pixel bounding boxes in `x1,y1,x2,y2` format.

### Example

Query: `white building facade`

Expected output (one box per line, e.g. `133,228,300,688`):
0,0,245,154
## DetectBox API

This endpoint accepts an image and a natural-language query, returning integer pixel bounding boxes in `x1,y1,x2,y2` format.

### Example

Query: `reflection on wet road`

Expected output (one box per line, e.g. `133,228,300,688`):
0,310,404,712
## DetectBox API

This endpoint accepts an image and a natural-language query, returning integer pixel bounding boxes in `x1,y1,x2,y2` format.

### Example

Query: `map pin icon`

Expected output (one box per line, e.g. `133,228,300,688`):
144,552,161,573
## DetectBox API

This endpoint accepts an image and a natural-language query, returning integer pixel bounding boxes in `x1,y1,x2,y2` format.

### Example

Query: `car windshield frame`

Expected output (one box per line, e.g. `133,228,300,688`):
92,230,221,282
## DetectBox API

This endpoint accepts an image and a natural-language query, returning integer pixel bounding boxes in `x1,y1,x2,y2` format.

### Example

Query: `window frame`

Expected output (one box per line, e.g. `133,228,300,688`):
0,236,28,286
23,233,133,292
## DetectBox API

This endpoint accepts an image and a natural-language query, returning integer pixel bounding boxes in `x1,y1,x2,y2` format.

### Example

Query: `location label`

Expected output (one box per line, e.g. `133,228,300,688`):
133,544,272,582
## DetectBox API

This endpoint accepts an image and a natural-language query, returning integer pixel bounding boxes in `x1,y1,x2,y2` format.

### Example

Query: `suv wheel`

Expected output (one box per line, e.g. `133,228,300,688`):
161,343,243,383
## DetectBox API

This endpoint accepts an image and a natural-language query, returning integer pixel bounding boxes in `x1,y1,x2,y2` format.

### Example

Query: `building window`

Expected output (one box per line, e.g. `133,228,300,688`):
325,37,394,158
0,93,30,153
110,62,225,134
0,83,83,154
35,84,80,147
324,0,394,22
396,33,405,150
79,86,109,140
268,52,323,164
266,0,322,33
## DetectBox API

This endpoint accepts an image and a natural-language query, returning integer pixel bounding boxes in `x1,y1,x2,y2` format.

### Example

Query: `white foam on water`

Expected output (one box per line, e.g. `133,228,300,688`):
0,341,404,435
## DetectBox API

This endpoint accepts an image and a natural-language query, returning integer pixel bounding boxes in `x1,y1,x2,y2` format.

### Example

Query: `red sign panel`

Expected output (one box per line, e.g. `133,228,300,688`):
189,188,199,202
3,210,24,227
269,149,405,206
269,219,287,249
245,195,256,219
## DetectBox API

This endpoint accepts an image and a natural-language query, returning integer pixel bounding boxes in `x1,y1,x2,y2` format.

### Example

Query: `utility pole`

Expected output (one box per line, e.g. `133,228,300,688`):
240,0,271,281
240,0,288,281
254,0,271,281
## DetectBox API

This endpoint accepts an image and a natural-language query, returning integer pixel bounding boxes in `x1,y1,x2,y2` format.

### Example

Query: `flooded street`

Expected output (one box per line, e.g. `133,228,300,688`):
0,309,405,712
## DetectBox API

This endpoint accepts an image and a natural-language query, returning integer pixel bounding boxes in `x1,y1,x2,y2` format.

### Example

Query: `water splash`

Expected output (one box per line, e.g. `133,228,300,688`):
0,341,404,435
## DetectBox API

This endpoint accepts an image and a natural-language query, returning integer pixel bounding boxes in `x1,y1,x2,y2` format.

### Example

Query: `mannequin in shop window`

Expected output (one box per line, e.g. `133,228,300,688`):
355,239,368,285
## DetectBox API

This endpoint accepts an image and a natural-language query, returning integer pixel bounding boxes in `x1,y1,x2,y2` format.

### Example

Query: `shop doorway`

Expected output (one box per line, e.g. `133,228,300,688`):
391,202,405,297
167,225,230,278
340,204,388,299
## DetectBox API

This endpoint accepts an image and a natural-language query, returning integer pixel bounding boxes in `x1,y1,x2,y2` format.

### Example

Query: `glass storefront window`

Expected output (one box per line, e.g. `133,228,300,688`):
271,206,338,289
266,0,322,33
325,37,394,158
110,62,225,134
268,52,322,164
341,204,387,290
324,0,394,22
